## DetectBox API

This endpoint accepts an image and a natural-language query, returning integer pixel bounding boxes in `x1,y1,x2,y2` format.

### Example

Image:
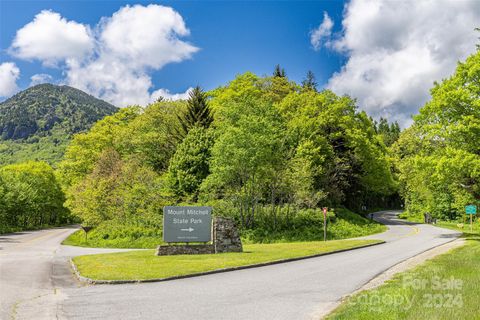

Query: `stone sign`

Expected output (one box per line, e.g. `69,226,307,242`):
163,206,212,242
157,216,242,255
213,217,243,253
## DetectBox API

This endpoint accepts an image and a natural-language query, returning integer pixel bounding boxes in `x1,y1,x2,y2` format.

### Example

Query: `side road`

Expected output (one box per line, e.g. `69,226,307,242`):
0,227,134,320
0,211,460,320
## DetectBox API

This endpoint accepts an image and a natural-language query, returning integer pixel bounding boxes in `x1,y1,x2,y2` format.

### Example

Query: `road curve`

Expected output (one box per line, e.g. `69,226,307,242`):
0,227,134,320
0,211,460,320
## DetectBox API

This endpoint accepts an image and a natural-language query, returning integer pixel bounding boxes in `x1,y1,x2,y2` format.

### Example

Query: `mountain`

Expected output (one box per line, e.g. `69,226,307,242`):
0,84,117,140
0,84,117,165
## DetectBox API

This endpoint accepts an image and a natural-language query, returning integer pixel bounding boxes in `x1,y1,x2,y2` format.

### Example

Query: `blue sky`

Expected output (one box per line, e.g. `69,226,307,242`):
1,1,345,93
1,0,479,126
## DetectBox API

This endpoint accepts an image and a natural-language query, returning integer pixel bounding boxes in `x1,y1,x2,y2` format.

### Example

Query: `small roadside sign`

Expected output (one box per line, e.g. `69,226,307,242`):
465,205,477,215
81,226,93,242
465,205,477,232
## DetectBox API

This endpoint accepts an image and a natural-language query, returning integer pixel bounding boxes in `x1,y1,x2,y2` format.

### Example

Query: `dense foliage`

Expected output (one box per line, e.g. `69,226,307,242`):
0,161,69,233
0,84,117,165
374,117,401,147
167,126,215,199
4,51,480,240
58,71,397,244
394,48,480,220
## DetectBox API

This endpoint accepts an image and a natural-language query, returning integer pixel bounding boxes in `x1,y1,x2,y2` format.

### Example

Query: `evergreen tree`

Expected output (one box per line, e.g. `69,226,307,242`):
178,86,214,139
273,64,286,78
378,117,389,133
376,117,401,147
301,70,317,91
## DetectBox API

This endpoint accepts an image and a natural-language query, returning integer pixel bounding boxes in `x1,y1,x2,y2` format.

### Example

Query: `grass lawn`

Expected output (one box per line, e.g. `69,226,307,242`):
72,239,381,281
326,225,480,320
398,212,480,236
435,221,480,239
62,229,162,249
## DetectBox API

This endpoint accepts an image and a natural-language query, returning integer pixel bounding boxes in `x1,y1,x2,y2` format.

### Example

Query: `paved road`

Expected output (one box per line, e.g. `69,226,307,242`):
0,227,135,320
0,212,460,320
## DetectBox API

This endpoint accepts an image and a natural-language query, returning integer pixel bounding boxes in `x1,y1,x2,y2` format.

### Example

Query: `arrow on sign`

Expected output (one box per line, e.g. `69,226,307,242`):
180,227,194,232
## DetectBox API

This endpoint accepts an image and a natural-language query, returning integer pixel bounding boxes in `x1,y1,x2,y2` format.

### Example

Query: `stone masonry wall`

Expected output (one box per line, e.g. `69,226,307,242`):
156,244,214,256
156,216,243,256
213,217,243,253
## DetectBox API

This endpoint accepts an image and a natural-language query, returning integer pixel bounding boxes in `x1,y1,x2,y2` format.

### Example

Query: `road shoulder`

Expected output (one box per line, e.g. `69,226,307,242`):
316,237,466,319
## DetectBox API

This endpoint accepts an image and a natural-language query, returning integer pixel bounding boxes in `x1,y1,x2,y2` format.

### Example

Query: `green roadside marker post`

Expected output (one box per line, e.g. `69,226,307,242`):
466,205,477,231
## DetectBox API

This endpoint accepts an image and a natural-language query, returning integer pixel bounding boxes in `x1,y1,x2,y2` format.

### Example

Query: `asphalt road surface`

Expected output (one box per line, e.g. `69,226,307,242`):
0,211,460,320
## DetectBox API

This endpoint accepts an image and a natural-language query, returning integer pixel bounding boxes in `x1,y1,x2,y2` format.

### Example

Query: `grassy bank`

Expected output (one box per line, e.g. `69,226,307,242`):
72,239,382,281
62,223,162,249
63,208,386,249
326,225,480,319
242,208,386,244
435,221,480,238
399,212,480,239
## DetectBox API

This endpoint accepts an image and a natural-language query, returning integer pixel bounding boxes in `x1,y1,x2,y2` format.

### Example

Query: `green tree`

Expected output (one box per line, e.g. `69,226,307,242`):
202,94,286,228
395,48,480,219
177,86,213,139
375,117,401,147
167,126,215,199
277,90,397,209
301,70,318,92
262,76,298,104
67,149,164,227
119,101,185,172
59,107,139,186
0,161,68,231
273,64,286,78
287,139,328,208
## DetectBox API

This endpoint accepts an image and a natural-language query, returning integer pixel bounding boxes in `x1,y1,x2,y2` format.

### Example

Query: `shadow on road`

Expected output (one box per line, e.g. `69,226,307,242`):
436,233,460,239
372,211,421,226
0,237,20,243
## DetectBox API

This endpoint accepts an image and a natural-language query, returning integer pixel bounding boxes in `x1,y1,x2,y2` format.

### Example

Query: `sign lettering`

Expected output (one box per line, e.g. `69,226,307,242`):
163,206,212,242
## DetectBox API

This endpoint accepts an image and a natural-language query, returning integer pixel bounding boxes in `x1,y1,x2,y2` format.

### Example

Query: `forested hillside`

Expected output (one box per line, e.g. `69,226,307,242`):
58,71,399,245
0,84,117,165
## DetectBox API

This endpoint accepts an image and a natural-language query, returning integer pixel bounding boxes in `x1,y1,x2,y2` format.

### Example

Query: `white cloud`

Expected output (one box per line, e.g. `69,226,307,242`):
10,10,94,66
10,5,198,106
99,4,198,69
310,12,334,51
30,73,53,86
150,87,192,102
0,62,20,98
322,0,480,127
66,58,156,106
